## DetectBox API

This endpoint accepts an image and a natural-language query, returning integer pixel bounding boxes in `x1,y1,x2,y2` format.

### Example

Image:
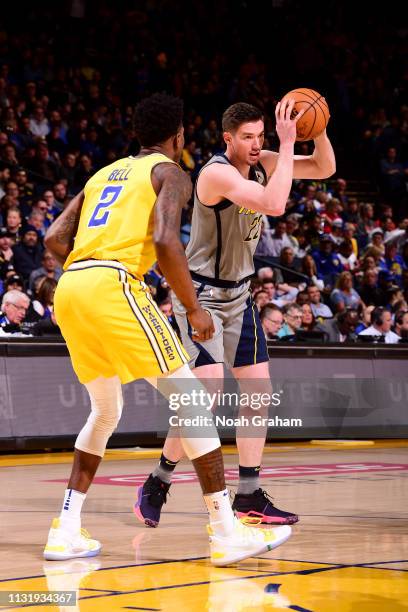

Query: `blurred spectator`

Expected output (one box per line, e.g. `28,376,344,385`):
0,162,11,198
42,189,62,221
357,203,376,238
279,247,302,285
202,119,222,151
358,269,384,307
307,285,333,319
328,219,345,245
378,270,398,299
0,227,14,278
304,213,324,251
158,297,180,335
296,290,309,306
0,289,30,333
13,167,34,210
322,199,342,232
29,106,50,138
338,238,358,270
331,178,348,207
12,225,43,281
264,221,293,257
394,310,408,339
262,279,298,307
315,309,359,343
300,254,324,290
260,303,283,339
61,152,78,193
312,235,343,289
342,198,360,224
300,303,315,331
277,303,303,338
31,199,51,227
257,267,274,282
383,242,406,284
386,286,405,312
253,290,269,311
365,228,385,256
5,207,23,242
358,306,400,343
296,184,320,214
27,209,47,238
254,220,275,257
53,182,69,209
32,277,57,319
342,222,359,255
3,273,25,293
331,271,362,312
355,304,375,334
284,214,300,253
29,249,62,293
27,142,61,186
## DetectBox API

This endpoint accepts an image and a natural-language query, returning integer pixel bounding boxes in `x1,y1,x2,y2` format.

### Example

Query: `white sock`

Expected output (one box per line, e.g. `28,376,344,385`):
59,489,86,534
203,489,235,537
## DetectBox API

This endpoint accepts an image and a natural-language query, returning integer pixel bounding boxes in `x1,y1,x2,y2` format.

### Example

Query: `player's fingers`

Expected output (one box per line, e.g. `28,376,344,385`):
280,99,288,121
285,99,295,121
275,101,281,120
293,108,306,123
204,310,215,339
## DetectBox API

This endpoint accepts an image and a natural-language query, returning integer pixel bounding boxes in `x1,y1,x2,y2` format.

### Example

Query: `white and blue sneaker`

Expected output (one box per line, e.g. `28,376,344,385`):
208,517,291,567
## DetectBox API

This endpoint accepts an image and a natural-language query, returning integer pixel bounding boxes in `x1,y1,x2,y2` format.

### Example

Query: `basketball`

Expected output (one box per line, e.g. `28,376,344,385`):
280,88,330,141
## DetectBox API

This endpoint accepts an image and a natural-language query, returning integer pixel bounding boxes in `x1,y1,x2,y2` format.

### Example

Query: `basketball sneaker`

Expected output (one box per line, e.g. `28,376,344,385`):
43,518,102,561
208,517,291,567
133,474,170,528
232,489,299,525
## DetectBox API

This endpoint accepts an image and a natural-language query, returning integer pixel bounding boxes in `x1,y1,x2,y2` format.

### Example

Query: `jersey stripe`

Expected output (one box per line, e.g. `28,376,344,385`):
119,270,168,373
251,299,258,364
144,292,188,364
214,208,222,279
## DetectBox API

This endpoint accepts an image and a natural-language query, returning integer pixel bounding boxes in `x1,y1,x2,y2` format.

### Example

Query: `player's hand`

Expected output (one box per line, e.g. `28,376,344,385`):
187,307,215,342
275,99,305,145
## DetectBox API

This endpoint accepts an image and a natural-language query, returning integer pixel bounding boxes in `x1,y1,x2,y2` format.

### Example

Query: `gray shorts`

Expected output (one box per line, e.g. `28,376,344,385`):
172,279,268,369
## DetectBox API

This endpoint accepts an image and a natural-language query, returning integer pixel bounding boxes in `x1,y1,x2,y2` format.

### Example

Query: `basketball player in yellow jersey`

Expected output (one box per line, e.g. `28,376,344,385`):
42,93,292,565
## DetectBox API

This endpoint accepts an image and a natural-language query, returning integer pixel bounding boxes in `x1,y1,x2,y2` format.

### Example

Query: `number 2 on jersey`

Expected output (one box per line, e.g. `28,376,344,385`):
88,185,123,227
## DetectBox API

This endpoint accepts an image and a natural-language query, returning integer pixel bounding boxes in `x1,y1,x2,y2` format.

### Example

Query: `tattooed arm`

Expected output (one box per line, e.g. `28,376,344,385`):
152,163,214,342
44,191,84,265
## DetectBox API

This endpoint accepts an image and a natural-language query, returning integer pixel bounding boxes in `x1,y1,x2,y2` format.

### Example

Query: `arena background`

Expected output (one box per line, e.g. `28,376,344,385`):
0,0,407,448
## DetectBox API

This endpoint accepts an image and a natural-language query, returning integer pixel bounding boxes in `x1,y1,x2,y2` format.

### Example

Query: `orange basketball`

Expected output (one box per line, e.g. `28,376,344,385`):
280,88,330,141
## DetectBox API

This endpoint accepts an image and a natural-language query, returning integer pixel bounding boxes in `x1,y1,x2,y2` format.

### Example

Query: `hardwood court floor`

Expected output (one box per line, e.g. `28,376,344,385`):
1,441,407,611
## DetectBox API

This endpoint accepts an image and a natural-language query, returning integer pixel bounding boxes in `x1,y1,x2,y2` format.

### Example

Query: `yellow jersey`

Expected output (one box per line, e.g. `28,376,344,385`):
64,153,175,279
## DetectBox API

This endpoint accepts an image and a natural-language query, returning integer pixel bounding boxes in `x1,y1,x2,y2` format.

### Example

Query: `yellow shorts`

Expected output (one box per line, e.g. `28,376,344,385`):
54,260,189,384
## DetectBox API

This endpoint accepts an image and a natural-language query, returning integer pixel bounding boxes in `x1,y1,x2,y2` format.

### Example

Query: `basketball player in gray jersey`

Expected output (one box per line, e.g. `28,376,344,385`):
136,99,336,527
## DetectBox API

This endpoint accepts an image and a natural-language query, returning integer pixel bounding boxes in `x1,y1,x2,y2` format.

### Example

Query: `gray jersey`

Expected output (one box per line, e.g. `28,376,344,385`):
186,154,267,283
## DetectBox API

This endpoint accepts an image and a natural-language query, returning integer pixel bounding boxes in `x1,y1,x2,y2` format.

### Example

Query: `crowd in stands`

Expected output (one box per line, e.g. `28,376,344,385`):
0,1,407,342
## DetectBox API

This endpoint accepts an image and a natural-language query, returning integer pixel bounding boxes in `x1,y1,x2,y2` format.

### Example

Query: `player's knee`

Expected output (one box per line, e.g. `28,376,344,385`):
89,395,123,433
86,376,123,435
